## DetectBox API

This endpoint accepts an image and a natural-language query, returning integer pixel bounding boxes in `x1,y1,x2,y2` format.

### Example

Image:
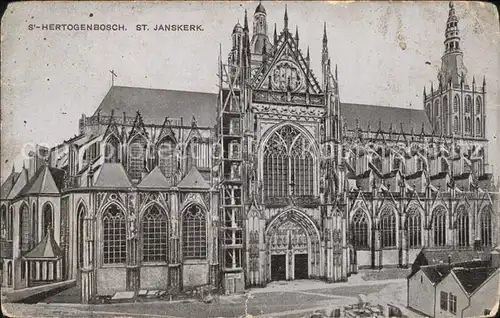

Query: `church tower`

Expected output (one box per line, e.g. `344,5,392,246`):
250,2,272,71
424,1,487,174
424,2,486,140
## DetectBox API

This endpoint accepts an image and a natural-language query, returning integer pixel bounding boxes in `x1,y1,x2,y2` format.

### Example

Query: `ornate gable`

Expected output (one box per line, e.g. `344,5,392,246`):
128,111,149,142
104,114,120,141
252,30,321,94
156,117,177,145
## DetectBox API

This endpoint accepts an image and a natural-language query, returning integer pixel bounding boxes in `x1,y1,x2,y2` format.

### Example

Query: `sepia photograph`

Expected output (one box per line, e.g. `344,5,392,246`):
1,1,499,317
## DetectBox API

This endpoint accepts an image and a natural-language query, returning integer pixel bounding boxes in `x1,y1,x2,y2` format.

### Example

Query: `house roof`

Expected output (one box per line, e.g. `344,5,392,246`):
340,103,433,134
93,163,132,188
22,228,64,260
453,267,498,294
18,165,63,197
421,264,452,284
137,166,173,189
1,170,20,200
93,86,218,127
177,166,210,189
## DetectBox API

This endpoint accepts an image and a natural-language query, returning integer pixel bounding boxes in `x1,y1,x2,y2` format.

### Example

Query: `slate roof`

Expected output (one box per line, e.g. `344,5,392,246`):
177,166,210,189
93,86,218,127
421,264,452,284
340,103,433,134
22,228,64,260
1,170,20,200
7,168,29,200
18,165,63,197
93,163,132,188
137,166,173,189
453,266,498,294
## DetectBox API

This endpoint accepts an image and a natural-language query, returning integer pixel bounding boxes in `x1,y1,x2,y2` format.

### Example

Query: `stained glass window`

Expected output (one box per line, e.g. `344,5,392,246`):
352,210,369,249
142,205,168,262
380,207,396,248
480,207,492,247
129,135,147,180
407,207,421,248
158,138,176,178
103,205,126,264
182,205,206,260
433,207,446,246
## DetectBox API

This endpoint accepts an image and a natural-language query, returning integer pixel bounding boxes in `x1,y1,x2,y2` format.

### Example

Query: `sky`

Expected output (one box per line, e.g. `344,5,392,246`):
1,1,499,182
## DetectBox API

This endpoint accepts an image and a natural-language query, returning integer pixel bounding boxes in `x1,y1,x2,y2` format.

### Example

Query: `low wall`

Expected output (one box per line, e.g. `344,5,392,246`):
5,279,76,303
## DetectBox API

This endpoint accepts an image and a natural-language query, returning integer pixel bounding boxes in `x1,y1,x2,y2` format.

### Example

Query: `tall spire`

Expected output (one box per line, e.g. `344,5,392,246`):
244,9,249,31
438,1,467,86
295,26,299,46
273,23,277,45
284,5,288,30
323,22,328,46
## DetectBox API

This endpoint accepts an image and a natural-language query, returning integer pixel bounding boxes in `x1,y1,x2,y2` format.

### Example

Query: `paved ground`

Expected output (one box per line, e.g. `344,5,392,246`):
2,270,422,318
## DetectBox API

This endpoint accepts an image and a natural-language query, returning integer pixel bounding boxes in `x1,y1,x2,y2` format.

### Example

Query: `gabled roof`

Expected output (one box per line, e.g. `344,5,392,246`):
22,229,64,260
177,166,210,189
340,103,433,135
452,266,498,294
7,168,29,200
18,165,63,197
421,264,452,284
93,86,217,127
1,170,20,200
137,166,172,189
93,163,132,188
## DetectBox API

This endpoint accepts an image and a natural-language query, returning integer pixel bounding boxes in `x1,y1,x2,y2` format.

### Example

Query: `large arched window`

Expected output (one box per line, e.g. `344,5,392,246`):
433,207,446,246
352,209,369,249
77,205,85,267
263,125,315,199
142,205,168,262
480,207,492,247
186,137,210,170
407,207,421,248
465,95,472,113
1,205,6,240
453,95,460,113
102,204,126,264
476,96,482,115
157,137,176,178
380,207,396,248
456,206,469,247
104,135,121,163
42,203,53,235
443,96,449,135
182,205,206,260
8,206,13,240
19,203,30,251
129,135,147,180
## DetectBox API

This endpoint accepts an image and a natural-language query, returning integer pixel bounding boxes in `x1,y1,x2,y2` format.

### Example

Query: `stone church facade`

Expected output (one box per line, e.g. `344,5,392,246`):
1,2,498,303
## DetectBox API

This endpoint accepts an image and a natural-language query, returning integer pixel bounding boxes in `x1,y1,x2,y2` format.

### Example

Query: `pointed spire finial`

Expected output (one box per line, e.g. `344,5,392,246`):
306,46,310,61
11,165,15,174
323,22,328,46
335,64,338,80
295,25,299,45
244,9,249,31
284,5,288,30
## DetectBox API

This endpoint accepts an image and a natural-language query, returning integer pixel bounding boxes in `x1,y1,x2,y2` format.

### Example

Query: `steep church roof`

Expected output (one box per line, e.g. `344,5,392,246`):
340,103,433,135
18,165,63,197
1,170,20,200
93,86,218,127
137,166,173,189
7,168,29,200
177,166,210,189
93,163,132,188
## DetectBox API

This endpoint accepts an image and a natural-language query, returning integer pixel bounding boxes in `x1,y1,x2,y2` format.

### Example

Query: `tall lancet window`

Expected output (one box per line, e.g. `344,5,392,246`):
42,203,53,235
262,125,315,200
102,204,126,264
157,137,176,178
142,205,168,262
407,207,422,248
105,135,121,163
182,205,207,260
433,207,446,247
480,207,492,247
19,203,30,251
456,206,469,247
380,207,396,248
186,137,210,170
351,209,369,249
129,135,147,180
443,96,449,135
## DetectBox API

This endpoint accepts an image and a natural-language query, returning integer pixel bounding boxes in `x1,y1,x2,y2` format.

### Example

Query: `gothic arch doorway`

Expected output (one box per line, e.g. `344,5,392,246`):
265,209,321,281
